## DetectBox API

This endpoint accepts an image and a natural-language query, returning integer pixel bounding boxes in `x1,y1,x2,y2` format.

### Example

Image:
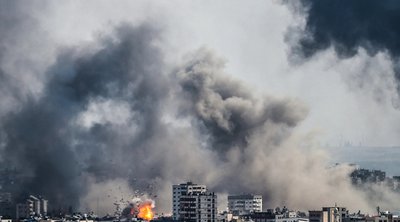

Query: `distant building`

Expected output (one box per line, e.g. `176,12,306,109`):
16,202,30,219
179,192,217,222
0,217,12,222
0,192,12,218
172,182,217,222
246,209,308,222
309,206,348,222
276,211,308,222
30,195,40,216
248,211,275,222
309,211,323,222
40,198,48,216
363,210,400,222
351,169,386,184
172,182,206,220
228,194,262,216
323,207,348,222
217,212,233,222
16,195,48,219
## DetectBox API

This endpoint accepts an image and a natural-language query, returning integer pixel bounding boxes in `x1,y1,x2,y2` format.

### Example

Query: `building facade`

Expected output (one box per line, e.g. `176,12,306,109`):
228,194,262,216
309,207,348,222
245,210,308,222
0,192,12,218
179,192,217,222
16,195,48,219
172,182,216,222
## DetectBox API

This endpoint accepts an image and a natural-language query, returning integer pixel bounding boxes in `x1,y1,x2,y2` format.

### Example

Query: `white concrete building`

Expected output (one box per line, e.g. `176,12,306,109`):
16,195,48,219
275,212,309,222
29,195,41,216
172,182,216,222
228,194,262,215
40,198,48,216
173,182,206,220
0,218,12,222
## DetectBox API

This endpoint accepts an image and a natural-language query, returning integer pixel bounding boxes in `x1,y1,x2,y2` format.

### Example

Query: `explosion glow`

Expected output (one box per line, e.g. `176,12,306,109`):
137,202,154,221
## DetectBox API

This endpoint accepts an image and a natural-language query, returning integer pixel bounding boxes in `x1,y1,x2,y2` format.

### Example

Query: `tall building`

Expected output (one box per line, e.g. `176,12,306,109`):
16,195,48,219
179,192,217,222
29,195,40,215
173,182,206,220
40,198,48,216
172,182,217,222
227,194,262,215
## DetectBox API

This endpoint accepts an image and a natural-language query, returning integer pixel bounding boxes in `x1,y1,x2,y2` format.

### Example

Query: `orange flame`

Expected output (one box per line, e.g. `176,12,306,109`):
137,202,154,221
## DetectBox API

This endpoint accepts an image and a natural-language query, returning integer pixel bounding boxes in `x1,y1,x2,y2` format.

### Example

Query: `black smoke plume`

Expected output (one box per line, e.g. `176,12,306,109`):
292,0,400,59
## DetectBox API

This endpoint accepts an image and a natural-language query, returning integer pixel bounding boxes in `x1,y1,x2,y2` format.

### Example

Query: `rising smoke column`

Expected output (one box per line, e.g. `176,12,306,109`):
1,23,170,209
177,49,308,154
173,49,388,212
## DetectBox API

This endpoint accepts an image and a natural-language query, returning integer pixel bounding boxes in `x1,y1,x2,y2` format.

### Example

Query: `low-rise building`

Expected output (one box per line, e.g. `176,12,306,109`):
309,206,348,222
234,209,308,222
228,194,262,216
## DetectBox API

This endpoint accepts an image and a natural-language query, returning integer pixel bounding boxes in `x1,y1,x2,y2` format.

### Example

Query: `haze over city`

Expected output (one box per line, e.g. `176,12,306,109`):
1,0,400,220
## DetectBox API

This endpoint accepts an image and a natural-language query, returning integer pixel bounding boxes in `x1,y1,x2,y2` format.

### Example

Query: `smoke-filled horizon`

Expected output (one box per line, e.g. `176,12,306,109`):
2,0,400,216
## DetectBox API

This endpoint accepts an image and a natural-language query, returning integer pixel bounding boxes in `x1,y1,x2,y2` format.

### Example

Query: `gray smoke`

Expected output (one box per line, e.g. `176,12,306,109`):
1,20,169,209
285,0,400,107
177,49,307,154
2,0,400,216
0,1,49,119
173,49,400,212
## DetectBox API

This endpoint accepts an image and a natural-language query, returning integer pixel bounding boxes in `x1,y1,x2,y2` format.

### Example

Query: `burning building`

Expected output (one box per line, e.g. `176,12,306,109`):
125,199,155,222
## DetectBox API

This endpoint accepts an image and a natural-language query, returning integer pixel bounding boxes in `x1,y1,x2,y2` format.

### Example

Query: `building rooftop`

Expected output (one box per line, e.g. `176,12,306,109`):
228,194,262,199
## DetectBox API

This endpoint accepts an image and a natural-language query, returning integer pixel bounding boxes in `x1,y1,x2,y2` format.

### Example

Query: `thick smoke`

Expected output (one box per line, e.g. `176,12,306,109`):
1,22,170,209
0,1,50,118
173,49,400,212
177,49,308,154
286,0,400,105
2,1,400,216
291,0,400,59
